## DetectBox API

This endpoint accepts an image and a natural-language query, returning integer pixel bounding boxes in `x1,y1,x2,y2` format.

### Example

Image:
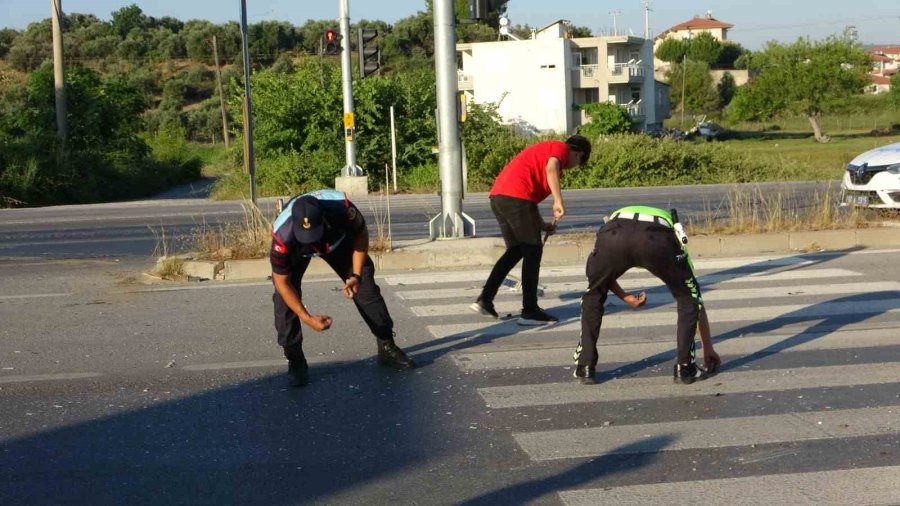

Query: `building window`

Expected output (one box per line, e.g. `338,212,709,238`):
631,87,641,102
583,88,599,103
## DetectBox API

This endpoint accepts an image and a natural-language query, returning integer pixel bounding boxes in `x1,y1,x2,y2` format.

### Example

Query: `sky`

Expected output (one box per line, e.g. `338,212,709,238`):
1,0,898,50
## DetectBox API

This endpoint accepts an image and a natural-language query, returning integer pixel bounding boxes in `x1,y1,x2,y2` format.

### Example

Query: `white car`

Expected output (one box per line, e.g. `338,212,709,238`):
840,141,900,209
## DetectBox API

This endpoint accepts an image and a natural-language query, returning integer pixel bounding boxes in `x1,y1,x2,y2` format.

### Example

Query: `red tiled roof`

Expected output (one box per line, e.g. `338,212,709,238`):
871,46,900,55
884,68,899,76
667,16,734,32
869,74,891,85
870,53,892,62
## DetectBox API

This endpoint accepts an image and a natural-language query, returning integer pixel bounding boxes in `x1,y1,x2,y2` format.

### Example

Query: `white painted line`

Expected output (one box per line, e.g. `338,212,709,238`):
0,372,101,384
0,292,72,301
427,298,900,339
182,359,285,371
383,255,815,286
182,357,342,371
516,405,900,461
559,466,900,506
478,362,900,409
452,327,900,371
410,281,900,316
394,268,863,300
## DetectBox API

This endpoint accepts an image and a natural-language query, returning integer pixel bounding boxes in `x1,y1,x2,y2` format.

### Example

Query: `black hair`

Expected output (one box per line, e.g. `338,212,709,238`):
565,134,591,165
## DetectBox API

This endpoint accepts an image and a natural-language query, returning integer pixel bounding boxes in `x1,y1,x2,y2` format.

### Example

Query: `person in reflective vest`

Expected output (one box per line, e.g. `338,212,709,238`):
573,205,721,385
270,189,415,387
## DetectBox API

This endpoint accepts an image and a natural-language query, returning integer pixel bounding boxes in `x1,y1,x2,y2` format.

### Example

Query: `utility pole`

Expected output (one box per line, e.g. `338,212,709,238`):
212,35,230,148
334,0,367,196
238,0,257,204
609,10,621,36
428,0,475,239
642,0,652,39
50,0,66,141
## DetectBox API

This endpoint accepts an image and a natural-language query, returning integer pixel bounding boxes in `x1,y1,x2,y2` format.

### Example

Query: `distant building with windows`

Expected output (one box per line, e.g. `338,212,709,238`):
456,20,669,135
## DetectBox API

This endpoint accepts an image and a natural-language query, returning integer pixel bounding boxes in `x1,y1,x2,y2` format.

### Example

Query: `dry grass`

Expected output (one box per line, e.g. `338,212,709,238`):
154,257,185,280
193,201,273,261
367,194,392,253
686,185,873,236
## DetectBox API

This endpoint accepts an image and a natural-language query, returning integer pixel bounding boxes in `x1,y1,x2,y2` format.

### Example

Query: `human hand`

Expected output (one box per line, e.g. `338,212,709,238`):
703,348,722,373
622,291,647,309
552,201,565,220
306,315,333,332
343,277,360,299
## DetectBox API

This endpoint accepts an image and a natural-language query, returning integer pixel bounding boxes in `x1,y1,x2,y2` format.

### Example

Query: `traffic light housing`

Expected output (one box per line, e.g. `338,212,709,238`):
323,28,342,55
358,28,379,78
467,0,508,20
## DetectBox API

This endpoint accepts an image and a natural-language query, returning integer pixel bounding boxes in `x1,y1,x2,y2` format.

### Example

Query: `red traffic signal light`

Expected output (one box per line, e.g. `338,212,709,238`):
323,28,342,55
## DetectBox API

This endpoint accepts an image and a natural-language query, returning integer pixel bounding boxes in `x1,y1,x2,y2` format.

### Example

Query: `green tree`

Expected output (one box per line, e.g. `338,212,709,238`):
666,60,718,117
890,74,900,109
717,42,747,69
578,102,633,138
686,32,723,66
655,38,687,63
717,71,737,109
110,4,149,38
569,25,593,38
729,37,870,142
0,28,19,58
6,19,52,71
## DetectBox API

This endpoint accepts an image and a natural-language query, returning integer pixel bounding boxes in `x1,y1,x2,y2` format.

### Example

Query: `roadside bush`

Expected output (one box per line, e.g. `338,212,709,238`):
565,134,780,188
578,102,633,138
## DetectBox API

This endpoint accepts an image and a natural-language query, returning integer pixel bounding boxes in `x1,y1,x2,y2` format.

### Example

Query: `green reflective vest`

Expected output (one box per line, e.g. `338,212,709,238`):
611,205,674,226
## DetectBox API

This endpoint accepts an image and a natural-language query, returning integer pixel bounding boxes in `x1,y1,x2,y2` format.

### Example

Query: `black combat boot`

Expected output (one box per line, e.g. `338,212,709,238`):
673,362,710,385
377,338,416,370
284,344,309,387
573,365,597,385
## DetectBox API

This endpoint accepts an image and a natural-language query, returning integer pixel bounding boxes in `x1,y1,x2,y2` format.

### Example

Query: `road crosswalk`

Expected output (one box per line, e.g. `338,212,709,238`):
384,251,900,504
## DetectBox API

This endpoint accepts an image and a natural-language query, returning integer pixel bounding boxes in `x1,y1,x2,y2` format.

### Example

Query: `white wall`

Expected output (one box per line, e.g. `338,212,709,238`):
466,39,571,134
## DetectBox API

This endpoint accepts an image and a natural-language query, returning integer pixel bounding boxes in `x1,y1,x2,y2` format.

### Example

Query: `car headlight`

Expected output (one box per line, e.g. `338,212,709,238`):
888,163,900,175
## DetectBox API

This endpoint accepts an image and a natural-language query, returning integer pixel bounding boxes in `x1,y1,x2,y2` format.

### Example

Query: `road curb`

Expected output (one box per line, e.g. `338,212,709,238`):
177,227,900,282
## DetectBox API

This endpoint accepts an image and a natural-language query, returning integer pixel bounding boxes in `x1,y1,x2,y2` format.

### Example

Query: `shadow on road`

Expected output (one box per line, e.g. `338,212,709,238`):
459,435,674,505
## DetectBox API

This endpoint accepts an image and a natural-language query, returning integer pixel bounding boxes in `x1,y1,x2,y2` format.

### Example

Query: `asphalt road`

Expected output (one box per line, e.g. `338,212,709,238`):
1,248,899,504
0,181,833,258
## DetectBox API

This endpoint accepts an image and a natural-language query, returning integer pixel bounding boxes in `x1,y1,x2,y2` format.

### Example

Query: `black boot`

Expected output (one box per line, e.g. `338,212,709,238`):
377,338,416,370
673,362,710,385
284,344,309,387
573,365,597,385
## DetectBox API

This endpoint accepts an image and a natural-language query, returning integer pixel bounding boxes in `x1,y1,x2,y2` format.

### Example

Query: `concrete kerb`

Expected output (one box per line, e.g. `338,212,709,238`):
173,227,900,282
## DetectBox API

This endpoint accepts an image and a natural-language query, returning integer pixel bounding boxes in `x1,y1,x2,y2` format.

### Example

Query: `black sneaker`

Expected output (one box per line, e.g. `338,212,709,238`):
287,359,309,387
377,339,416,370
673,362,711,385
469,297,499,318
573,365,596,385
518,307,558,326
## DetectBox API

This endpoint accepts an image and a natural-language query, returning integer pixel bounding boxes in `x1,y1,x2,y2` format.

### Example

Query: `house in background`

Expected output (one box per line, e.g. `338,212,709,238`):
456,20,669,136
867,46,899,93
652,12,749,86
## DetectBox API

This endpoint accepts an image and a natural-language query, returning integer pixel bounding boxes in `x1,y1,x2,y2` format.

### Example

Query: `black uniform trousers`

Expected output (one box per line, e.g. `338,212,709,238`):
273,237,394,360
578,218,703,368
479,195,545,312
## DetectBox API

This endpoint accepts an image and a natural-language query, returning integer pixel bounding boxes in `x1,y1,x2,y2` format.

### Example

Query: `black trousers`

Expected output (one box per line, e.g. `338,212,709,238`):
273,238,394,359
578,218,703,368
479,195,545,312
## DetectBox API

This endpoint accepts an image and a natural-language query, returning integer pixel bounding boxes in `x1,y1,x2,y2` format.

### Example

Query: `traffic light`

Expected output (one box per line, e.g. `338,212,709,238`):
467,0,508,20
358,28,379,78
323,28,342,55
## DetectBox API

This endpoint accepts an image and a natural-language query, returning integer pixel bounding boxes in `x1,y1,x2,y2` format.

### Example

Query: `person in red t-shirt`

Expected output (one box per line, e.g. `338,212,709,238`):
470,135,591,325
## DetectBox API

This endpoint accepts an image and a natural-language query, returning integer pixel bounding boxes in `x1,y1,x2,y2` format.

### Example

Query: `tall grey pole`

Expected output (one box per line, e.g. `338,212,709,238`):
339,0,361,177
428,0,474,239
50,0,66,140
239,0,257,204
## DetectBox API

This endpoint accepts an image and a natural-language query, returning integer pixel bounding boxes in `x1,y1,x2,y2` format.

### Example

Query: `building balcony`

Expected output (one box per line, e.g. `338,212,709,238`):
457,71,474,91
608,62,645,83
624,100,645,119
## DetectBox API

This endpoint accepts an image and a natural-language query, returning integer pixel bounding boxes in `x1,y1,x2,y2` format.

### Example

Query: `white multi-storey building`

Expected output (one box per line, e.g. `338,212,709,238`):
456,20,670,135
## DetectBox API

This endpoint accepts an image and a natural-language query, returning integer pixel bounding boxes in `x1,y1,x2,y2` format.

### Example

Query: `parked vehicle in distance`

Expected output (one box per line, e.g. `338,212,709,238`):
697,121,725,141
840,141,900,209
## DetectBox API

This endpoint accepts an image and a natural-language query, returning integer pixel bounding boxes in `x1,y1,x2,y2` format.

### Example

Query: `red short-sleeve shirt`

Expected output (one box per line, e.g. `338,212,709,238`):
489,140,570,203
